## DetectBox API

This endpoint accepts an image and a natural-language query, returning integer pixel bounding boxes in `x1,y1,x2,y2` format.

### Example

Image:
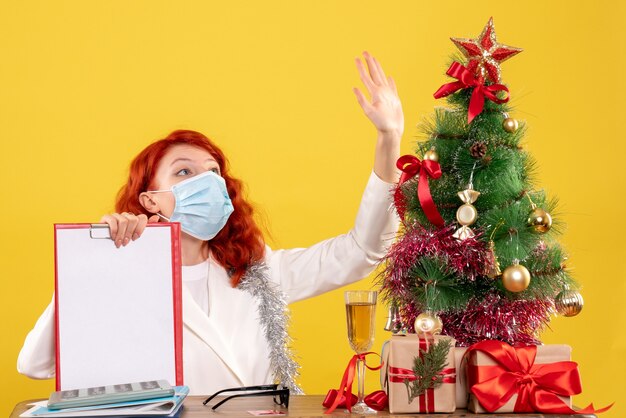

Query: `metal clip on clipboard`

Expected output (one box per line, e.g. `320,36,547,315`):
89,224,112,239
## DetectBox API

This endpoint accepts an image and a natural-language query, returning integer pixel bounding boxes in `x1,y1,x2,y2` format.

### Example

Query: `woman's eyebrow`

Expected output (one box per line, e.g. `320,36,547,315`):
170,157,217,166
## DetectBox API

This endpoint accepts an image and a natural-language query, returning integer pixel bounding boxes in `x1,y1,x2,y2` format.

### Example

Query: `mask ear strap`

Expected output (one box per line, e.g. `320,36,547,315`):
156,213,170,222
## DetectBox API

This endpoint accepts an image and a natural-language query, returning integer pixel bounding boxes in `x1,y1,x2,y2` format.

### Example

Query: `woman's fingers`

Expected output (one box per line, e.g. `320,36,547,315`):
121,213,140,245
100,212,157,247
134,214,161,240
100,214,119,244
388,76,398,95
110,213,130,248
372,56,388,86
355,57,375,92
132,214,148,241
363,51,383,86
353,87,372,113
356,52,394,103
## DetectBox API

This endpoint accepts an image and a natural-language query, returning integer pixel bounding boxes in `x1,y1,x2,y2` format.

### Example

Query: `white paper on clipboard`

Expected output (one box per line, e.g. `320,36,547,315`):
54,223,183,390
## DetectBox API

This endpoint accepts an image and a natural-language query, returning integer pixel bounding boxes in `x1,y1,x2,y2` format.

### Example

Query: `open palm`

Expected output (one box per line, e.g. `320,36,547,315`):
354,52,404,139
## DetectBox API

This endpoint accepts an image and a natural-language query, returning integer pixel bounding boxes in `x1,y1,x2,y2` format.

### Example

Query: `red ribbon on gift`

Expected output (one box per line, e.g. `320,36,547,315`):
433,61,510,124
396,155,444,227
323,352,385,414
466,340,613,414
389,367,456,384
387,336,456,413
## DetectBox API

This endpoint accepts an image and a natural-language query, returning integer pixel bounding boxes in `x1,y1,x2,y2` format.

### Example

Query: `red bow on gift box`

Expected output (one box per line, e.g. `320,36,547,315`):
433,61,510,124
466,340,613,414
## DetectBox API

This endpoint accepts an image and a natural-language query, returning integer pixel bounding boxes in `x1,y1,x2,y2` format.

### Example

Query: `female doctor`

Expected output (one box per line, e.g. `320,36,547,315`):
17,52,403,395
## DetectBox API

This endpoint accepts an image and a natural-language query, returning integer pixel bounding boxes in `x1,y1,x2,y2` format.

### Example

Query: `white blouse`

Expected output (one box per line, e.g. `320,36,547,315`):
182,261,210,315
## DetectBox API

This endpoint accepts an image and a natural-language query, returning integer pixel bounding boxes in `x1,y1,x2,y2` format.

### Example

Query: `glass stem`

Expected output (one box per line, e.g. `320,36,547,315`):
357,357,366,404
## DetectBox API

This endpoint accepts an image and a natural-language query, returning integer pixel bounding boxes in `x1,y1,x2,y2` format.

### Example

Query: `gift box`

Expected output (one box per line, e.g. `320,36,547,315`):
454,347,468,409
381,334,456,413
466,340,577,414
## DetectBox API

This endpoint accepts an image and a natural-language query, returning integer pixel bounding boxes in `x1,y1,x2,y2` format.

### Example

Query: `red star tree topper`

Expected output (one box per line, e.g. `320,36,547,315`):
451,17,523,83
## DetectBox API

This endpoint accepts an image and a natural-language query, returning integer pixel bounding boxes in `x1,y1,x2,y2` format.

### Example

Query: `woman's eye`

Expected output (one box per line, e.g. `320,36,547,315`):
176,168,191,176
210,168,220,175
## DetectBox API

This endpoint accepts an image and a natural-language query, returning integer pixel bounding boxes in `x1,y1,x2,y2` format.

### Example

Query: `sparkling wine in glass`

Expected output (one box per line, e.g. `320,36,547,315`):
345,290,377,414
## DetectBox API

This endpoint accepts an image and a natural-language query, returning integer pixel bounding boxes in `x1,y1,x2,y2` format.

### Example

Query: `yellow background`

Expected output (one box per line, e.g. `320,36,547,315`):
1,1,624,416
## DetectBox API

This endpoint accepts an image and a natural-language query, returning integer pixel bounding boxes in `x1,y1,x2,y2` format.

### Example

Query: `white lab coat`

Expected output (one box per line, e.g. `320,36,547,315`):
17,171,398,395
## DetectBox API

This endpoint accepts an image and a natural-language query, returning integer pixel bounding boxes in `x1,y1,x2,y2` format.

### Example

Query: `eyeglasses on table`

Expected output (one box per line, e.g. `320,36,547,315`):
203,384,290,410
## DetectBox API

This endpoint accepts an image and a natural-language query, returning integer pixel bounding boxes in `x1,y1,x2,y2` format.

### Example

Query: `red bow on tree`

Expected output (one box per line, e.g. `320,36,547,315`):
396,155,444,227
466,340,613,415
433,61,510,124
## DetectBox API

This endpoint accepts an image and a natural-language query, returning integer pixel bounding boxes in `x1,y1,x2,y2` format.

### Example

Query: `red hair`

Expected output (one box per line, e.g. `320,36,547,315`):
115,129,266,287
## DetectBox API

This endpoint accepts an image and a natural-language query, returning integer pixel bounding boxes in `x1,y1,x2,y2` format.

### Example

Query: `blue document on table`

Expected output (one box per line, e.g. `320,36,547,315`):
20,386,189,417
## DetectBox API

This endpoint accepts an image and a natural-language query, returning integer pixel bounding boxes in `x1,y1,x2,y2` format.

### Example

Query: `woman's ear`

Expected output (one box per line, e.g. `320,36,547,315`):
139,192,161,214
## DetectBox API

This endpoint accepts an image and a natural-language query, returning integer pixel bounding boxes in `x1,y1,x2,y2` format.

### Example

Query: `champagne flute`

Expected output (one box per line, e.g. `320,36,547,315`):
345,290,377,414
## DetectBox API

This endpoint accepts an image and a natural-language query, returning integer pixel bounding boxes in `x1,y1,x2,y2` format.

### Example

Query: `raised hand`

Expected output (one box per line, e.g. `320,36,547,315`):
353,51,404,140
353,51,402,183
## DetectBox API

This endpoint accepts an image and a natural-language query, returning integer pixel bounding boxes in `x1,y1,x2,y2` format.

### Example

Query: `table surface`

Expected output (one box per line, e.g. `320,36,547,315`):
10,395,597,418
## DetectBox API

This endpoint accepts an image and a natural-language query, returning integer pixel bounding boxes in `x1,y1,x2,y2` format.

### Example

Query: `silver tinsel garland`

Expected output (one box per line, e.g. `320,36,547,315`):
239,262,304,394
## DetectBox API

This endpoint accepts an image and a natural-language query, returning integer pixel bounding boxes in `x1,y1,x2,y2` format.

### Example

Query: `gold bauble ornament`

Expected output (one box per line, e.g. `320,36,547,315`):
413,312,443,335
555,290,584,317
502,117,519,133
423,148,439,162
501,261,531,292
528,206,552,233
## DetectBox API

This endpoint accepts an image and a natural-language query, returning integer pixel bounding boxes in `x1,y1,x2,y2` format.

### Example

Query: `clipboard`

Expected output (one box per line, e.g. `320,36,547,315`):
54,223,183,390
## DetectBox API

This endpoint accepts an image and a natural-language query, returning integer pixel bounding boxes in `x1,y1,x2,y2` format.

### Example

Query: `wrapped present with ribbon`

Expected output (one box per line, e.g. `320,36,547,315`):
381,334,456,413
466,340,613,414
454,347,469,409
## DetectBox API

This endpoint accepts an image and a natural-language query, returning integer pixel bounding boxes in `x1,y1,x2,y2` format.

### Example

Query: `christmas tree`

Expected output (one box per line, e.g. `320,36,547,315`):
381,17,584,346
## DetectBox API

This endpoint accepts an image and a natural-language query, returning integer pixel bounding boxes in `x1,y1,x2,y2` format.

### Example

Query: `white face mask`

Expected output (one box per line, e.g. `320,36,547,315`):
149,171,234,240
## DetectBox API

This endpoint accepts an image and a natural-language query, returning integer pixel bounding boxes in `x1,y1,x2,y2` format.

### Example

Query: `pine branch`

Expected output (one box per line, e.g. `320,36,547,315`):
404,339,453,403
408,256,470,311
